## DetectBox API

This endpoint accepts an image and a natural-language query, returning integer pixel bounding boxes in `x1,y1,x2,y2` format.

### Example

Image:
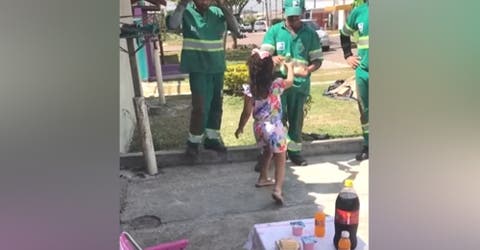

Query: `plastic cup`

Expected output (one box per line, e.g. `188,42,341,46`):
301,236,317,250
303,241,315,250
292,224,303,236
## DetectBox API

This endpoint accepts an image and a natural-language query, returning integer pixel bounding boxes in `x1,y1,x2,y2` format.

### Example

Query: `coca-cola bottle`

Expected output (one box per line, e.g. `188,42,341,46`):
333,179,360,249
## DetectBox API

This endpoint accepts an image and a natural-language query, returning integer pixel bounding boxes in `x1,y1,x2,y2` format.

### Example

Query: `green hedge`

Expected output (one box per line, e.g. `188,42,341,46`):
224,64,249,96
223,63,312,117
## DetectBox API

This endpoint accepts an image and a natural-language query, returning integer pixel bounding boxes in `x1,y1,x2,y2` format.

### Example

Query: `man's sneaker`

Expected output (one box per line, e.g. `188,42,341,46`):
185,141,200,157
204,138,227,153
355,146,369,161
288,153,308,166
254,153,263,172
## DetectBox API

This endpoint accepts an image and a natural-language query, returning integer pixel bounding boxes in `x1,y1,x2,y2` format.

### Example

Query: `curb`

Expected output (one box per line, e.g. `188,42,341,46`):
120,137,363,171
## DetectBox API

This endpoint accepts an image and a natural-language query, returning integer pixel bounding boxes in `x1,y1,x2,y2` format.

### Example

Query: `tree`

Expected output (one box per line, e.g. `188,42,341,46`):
223,0,250,15
244,14,257,27
221,0,250,49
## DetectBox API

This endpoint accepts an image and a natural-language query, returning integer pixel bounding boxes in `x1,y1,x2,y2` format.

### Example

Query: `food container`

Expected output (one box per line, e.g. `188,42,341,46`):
289,221,305,236
301,235,317,250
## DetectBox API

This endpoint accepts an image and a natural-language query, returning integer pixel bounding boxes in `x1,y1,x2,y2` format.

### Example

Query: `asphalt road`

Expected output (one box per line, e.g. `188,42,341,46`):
232,31,352,67
120,153,369,250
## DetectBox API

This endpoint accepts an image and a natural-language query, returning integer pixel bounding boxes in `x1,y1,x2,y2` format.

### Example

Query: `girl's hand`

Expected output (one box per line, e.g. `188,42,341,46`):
272,56,284,66
235,128,243,139
294,66,309,77
283,61,293,69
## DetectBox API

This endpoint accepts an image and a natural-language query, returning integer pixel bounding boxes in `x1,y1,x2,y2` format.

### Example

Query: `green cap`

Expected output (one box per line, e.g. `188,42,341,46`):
284,0,304,17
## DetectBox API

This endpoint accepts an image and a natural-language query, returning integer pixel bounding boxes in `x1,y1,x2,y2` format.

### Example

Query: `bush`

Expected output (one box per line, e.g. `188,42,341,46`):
225,48,252,62
224,64,249,96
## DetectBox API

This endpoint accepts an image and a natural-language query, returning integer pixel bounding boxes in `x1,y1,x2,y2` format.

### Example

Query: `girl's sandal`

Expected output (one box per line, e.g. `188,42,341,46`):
255,178,275,188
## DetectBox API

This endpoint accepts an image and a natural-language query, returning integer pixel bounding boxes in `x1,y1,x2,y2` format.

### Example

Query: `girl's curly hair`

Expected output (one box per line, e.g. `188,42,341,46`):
247,53,274,99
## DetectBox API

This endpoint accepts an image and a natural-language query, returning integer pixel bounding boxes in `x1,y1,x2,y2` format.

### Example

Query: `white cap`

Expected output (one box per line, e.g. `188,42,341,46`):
341,230,350,238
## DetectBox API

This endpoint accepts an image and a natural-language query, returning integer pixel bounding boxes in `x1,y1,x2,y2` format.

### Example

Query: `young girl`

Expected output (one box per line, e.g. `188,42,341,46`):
235,48,294,205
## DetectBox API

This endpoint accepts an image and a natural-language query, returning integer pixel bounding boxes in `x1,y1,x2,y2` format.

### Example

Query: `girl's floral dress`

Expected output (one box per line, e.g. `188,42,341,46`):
242,78,287,153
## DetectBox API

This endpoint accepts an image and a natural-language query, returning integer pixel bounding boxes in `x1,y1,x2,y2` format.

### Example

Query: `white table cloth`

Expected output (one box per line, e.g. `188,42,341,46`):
244,216,367,250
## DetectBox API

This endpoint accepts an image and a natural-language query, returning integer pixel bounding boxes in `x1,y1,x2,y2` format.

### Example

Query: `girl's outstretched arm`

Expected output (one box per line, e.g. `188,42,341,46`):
235,95,253,138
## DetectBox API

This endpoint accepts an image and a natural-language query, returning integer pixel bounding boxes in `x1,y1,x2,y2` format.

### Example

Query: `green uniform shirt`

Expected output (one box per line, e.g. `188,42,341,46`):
260,21,323,95
341,3,369,71
180,3,226,73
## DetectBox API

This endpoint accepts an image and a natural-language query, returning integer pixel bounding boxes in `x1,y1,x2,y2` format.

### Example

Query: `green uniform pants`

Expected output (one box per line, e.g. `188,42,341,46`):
188,72,224,142
356,68,369,146
281,88,307,156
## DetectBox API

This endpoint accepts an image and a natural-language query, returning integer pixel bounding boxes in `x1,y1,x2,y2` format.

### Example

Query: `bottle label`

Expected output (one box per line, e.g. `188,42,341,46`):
315,218,325,227
335,208,359,225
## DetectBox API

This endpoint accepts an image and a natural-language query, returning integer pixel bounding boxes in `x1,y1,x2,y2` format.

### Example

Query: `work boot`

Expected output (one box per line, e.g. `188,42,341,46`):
355,146,369,161
204,138,227,153
185,141,200,157
254,163,261,172
288,152,308,166
254,153,263,172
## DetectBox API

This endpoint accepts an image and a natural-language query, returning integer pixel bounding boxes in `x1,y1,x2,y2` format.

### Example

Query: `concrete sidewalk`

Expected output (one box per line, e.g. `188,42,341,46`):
120,153,368,250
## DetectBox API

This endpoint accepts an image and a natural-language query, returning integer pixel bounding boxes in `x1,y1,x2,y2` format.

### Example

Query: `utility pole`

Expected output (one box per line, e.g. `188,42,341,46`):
126,37,158,176
265,0,270,26
120,23,160,176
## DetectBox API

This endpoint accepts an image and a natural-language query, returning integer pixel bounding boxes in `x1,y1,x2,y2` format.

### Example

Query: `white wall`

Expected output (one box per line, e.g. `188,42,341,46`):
119,0,137,153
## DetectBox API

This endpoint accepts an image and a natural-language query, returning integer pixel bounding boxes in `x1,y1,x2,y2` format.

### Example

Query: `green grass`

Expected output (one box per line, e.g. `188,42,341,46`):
326,30,340,36
129,84,362,152
311,67,354,83
222,84,362,148
129,48,359,152
303,84,362,137
162,32,183,46
220,94,256,147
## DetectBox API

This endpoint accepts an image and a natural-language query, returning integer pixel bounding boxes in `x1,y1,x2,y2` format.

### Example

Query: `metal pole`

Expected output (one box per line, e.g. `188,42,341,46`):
159,37,165,65
152,39,166,104
126,37,159,175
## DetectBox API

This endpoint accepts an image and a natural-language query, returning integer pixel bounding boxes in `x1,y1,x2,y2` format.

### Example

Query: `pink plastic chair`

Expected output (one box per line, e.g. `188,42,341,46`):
120,231,188,250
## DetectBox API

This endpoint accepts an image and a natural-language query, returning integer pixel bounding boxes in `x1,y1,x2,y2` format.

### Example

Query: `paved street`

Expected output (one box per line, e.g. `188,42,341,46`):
120,153,368,249
233,31,350,67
